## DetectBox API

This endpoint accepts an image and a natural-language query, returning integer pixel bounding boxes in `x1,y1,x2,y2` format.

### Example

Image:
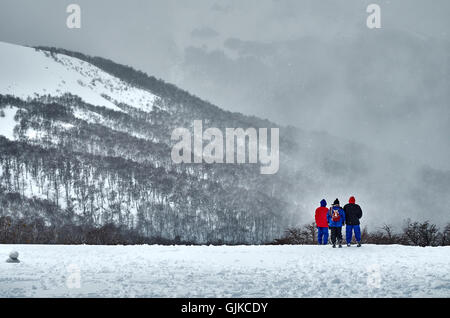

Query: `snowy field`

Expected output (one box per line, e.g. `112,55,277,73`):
0,244,449,298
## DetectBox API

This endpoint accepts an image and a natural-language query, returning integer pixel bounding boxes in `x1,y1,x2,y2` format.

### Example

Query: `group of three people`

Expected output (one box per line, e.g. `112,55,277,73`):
315,196,363,248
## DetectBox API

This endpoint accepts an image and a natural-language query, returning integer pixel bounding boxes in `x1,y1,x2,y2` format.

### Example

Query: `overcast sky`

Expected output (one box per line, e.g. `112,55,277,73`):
1,0,449,170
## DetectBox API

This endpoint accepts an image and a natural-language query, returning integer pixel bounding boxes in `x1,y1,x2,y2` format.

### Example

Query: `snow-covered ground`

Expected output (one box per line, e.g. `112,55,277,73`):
0,244,449,298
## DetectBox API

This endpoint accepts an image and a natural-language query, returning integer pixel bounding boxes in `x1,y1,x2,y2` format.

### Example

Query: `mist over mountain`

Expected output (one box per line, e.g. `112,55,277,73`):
0,41,448,244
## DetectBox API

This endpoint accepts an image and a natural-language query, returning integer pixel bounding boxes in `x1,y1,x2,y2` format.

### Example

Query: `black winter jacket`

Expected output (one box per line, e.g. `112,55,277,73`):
343,203,363,225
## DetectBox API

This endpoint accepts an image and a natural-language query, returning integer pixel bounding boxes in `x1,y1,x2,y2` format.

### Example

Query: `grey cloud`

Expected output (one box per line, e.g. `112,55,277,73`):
191,27,219,39
224,38,277,57
210,2,232,13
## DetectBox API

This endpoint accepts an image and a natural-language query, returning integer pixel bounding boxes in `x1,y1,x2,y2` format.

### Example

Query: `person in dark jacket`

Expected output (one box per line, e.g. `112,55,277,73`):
327,198,345,248
343,196,363,247
315,199,329,245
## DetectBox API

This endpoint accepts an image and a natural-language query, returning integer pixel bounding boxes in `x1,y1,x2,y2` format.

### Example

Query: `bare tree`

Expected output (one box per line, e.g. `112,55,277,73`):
442,223,450,246
403,220,440,247
305,223,318,244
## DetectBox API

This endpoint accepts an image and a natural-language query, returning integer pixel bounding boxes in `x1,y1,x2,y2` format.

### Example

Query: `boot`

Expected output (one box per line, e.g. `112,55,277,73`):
357,242,361,247
347,243,351,247
332,244,336,248
338,244,342,248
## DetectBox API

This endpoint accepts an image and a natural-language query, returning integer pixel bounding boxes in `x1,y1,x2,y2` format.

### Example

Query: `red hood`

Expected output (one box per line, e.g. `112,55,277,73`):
349,196,356,204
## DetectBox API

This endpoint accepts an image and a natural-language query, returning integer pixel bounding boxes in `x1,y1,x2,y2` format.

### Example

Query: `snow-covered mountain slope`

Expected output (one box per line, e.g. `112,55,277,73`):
1,244,449,297
0,41,159,113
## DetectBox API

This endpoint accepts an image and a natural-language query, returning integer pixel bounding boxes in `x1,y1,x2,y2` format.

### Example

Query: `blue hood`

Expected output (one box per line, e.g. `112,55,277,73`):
320,199,327,207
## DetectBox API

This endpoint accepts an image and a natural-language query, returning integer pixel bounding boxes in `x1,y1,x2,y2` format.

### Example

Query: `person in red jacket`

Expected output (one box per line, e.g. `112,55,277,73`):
315,199,329,245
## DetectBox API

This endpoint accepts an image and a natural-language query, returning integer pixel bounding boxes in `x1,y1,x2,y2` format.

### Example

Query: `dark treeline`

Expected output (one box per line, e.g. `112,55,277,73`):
1,215,144,245
4,214,449,246
273,221,450,247
0,215,198,245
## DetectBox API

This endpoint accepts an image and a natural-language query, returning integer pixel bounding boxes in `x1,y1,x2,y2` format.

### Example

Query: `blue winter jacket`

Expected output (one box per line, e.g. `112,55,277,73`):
327,206,346,227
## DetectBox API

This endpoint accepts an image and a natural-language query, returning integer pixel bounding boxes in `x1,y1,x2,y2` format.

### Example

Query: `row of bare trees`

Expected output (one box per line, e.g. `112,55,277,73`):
2,214,448,246
0,215,195,245
273,220,450,247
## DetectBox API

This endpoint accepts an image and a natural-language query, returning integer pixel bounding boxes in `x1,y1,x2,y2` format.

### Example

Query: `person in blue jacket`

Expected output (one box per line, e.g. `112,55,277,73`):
327,198,346,248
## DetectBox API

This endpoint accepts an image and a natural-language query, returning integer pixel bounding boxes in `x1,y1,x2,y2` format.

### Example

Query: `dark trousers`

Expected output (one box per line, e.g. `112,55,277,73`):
330,227,343,245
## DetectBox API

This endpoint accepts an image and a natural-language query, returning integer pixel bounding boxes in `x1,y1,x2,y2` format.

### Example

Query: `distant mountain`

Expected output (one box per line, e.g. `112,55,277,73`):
0,41,448,244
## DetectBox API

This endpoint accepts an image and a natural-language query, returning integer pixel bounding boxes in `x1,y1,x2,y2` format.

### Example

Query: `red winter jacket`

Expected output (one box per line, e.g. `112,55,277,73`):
315,207,329,228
